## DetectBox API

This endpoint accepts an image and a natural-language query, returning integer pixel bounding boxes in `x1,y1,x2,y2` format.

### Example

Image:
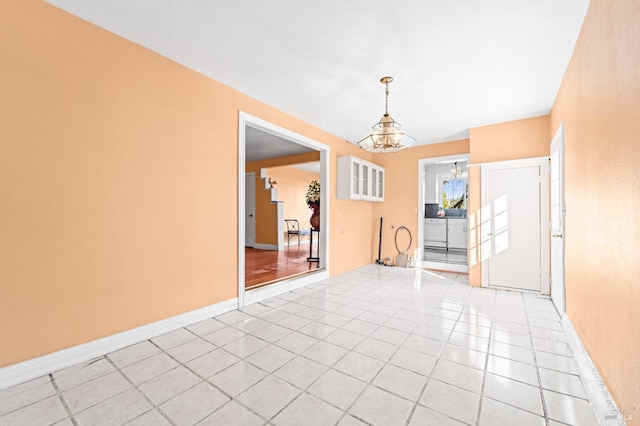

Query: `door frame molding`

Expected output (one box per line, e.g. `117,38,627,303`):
237,111,330,308
480,156,550,294
550,123,566,312
417,154,470,273
244,172,256,248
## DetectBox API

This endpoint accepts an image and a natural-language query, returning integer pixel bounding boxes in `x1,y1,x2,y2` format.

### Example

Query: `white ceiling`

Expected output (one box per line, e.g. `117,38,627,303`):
46,0,591,153
245,126,315,162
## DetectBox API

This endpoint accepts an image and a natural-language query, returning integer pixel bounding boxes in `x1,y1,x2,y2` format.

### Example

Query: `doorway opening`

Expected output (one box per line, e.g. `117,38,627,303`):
238,112,329,307
417,154,470,273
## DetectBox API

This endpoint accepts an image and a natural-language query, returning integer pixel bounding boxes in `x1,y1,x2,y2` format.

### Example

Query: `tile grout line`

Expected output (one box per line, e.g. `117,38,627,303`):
296,280,407,423
474,288,498,426
255,277,386,424
406,273,479,425
104,352,177,426
291,271,435,424
292,271,559,424
50,373,79,426
145,335,276,425
180,302,385,425
522,293,551,426
472,295,577,420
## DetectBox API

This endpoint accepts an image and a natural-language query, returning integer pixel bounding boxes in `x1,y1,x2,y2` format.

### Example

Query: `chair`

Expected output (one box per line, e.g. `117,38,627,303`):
285,219,310,246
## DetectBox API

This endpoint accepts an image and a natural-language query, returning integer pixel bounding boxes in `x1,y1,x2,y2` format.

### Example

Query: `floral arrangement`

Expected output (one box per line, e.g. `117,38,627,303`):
306,180,320,209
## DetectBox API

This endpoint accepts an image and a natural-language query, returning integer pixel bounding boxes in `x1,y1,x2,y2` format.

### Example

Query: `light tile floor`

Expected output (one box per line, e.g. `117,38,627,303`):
0,265,600,425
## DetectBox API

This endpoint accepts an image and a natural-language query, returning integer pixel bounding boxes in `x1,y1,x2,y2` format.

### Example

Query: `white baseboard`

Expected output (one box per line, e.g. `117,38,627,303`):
253,243,278,251
244,270,328,306
418,260,469,274
0,297,238,391
561,314,625,425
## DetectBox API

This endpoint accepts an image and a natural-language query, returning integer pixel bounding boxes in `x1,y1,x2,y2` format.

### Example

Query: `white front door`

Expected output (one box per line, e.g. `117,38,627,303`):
550,124,566,312
482,159,549,292
244,172,256,247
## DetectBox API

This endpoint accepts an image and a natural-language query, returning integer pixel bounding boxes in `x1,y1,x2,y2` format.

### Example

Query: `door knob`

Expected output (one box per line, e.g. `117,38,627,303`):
552,233,562,238
249,214,253,217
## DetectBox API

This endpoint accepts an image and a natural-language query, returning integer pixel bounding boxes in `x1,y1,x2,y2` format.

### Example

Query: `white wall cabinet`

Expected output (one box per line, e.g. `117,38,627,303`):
337,156,385,202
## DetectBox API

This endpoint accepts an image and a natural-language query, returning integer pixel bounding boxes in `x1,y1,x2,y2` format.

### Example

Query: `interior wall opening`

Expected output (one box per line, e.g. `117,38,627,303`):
238,112,329,307
417,154,470,273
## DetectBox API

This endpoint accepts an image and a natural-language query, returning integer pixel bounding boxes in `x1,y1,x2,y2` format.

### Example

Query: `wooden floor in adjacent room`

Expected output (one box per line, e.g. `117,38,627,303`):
245,243,320,289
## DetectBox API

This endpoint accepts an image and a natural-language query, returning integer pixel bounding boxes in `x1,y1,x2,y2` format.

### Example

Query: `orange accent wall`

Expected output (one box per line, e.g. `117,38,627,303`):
1,1,369,366
550,0,640,414
467,115,551,285
372,140,470,263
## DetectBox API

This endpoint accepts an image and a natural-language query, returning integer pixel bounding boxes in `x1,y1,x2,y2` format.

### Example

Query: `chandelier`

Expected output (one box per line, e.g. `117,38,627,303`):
357,76,416,153
450,162,463,179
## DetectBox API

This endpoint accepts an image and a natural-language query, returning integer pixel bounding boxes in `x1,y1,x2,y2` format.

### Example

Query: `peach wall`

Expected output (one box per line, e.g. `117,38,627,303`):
469,115,550,164
467,115,551,285
330,145,377,275
266,166,320,236
1,1,370,366
550,0,640,414
372,140,470,263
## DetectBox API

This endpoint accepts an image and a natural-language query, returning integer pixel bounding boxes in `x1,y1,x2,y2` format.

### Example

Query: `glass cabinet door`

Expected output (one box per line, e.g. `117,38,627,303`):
372,167,378,197
362,164,369,197
352,162,360,196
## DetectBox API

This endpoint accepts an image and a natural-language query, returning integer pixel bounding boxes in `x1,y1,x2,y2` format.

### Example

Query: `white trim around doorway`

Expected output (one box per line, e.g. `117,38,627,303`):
417,154,470,274
237,111,330,309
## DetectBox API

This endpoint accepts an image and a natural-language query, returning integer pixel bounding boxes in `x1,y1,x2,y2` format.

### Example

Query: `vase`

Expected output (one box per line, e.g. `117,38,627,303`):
309,205,320,231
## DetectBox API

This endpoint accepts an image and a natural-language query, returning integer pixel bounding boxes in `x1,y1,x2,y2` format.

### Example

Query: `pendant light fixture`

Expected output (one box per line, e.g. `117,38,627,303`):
450,162,463,179
357,76,415,153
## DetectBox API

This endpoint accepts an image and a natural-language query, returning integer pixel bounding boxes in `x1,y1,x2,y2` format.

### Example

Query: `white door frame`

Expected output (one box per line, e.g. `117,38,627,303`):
417,154,470,274
237,111,330,308
244,172,256,247
480,156,550,294
550,123,566,312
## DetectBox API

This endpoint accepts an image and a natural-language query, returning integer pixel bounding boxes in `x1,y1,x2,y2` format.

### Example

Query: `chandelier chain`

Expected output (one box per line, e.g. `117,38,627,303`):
384,81,389,115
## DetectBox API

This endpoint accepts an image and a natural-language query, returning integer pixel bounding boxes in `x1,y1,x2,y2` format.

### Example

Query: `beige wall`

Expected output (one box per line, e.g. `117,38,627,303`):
1,1,370,366
550,0,640,414
467,115,551,285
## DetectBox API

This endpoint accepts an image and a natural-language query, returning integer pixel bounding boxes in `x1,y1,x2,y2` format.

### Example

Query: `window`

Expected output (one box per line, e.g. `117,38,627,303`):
437,173,468,210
